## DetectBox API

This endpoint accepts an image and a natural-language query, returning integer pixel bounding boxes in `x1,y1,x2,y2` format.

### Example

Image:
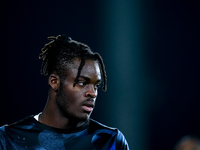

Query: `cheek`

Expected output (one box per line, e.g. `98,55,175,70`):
65,89,85,103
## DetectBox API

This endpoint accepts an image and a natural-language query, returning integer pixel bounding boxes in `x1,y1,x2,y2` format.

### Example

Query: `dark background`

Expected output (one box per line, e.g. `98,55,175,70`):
0,1,199,150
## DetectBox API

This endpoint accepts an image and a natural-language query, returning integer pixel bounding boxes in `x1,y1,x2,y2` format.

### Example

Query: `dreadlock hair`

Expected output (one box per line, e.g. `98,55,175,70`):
39,34,107,91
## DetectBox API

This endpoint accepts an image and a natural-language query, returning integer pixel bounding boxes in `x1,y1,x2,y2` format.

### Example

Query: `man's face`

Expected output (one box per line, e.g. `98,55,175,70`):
56,58,102,121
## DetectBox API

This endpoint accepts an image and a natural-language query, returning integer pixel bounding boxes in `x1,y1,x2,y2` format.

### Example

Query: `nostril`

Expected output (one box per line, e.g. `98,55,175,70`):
86,90,97,98
87,93,96,98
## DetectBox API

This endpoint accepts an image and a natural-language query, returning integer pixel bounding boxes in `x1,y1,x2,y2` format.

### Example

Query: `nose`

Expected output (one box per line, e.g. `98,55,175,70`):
85,85,97,98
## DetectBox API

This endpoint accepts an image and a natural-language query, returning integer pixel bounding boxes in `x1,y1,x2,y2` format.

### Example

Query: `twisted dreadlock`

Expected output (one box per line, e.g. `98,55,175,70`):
39,34,107,91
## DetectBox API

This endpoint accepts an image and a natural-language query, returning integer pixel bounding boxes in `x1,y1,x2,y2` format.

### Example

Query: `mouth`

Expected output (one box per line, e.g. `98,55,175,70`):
82,100,95,113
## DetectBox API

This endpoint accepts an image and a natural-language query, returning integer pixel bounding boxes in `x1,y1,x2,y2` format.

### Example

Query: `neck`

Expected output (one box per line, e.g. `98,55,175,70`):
39,111,87,129
38,90,87,129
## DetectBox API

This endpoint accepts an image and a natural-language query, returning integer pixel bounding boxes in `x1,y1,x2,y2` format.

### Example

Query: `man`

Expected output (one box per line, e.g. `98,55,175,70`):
0,35,129,150
174,135,200,150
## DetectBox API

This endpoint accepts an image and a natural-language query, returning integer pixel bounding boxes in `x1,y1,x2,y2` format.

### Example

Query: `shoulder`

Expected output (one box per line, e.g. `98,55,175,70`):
115,129,129,149
89,119,117,132
0,126,6,149
88,119,126,136
0,126,6,137
0,126,5,132
88,119,130,150
1,115,36,133
0,115,37,149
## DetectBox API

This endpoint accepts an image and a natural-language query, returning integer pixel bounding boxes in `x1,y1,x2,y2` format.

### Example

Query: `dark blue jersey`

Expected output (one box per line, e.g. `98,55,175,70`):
0,116,129,150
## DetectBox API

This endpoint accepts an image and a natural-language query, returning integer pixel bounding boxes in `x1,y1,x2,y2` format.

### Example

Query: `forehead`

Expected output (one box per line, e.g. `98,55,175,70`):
67,58,101,80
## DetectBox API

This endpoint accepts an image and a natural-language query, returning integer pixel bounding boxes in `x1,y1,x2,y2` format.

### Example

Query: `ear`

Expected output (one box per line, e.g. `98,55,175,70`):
48,73,60,91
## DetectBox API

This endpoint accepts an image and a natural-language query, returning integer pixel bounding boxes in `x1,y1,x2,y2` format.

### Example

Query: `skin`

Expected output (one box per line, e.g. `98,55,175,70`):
175,138,200,150
39,58,102,129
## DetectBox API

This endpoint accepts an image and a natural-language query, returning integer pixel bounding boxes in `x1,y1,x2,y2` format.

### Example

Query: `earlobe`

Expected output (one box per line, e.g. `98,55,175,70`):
48,74,60,91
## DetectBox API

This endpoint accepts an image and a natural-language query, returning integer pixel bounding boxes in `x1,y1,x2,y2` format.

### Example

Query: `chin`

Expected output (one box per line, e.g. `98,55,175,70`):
65,111,92,122
76,113,91,122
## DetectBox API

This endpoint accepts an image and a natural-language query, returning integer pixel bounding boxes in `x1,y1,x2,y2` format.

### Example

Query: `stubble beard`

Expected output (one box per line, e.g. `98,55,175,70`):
55,84,89,123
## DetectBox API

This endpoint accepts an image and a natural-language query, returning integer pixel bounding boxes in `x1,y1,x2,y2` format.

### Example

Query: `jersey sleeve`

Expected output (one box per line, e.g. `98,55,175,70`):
0,126,6,150
115,129,130,150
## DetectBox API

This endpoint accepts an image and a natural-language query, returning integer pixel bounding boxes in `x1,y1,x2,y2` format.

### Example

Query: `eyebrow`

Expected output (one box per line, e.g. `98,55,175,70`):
78,76,102,83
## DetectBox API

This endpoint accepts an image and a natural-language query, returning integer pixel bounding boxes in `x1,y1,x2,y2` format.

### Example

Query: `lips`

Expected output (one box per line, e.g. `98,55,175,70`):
82,100,95,112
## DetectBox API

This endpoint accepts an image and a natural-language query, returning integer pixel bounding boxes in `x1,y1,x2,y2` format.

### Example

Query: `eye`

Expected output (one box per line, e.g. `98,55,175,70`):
94,84,101,89
78,81,87,87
